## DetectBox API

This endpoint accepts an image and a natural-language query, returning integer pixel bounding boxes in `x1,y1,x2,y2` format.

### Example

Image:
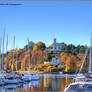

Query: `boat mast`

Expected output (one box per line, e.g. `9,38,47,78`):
6,35,8,70
0,38,1,71
16,46,18,71
2,28,5,71
28,39,30,72
12,36,15,72
24,46,26,71
89,34,92,73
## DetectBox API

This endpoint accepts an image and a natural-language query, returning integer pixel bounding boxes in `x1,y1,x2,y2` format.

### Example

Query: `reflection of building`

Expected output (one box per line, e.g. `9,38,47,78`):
44,57,60,66
43,76,58,91
45,38,62,54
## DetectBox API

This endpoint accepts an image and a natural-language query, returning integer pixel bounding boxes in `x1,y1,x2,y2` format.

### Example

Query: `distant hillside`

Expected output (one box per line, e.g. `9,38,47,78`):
1,41,87,73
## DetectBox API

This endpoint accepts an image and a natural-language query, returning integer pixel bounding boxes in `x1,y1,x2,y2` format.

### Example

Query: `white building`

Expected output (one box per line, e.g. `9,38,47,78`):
44,57,60,66
29,41,34,47
45,38,62,54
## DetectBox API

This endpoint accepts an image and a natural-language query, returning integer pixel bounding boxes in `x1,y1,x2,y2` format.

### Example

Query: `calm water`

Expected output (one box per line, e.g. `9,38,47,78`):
0,74,76,92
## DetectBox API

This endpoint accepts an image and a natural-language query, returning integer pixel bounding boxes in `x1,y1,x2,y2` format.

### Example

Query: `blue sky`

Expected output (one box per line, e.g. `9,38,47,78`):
0,1,92,51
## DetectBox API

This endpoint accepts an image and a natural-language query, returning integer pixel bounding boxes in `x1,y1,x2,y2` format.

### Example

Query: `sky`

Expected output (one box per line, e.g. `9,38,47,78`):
0,1,92,51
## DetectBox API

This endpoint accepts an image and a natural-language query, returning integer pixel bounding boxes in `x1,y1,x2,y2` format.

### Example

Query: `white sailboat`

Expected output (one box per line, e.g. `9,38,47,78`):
27,39,40,81
22,39,33,82
22,39,40,82
64,35,92,92
0,29,6,75
4,36,20,84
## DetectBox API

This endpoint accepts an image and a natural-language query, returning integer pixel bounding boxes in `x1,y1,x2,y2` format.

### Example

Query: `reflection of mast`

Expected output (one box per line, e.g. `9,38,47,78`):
6,35,8,70
12,36,15,72
0,38,1,71
2,28,5,70
89,34,92,73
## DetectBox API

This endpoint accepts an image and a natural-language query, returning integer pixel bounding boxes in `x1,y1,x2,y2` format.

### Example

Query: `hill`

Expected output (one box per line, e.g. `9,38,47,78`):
1,41,87,73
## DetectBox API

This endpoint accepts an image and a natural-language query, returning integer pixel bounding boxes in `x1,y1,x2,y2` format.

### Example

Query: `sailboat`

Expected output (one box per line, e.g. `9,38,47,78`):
0,29,6,75
64,35,92,92
21,39,32,82
0,37,5,85
27,39,40,81
4,36,20,84
22,39,40,82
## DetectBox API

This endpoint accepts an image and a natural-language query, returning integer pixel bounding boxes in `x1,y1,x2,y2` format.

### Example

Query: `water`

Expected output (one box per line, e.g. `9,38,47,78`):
0,74,75,92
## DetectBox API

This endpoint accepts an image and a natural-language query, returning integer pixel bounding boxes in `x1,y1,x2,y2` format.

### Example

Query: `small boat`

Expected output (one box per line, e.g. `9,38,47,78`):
4,78,19,84
4,84,18,89
21,74,32,82
3,72,22,84
59,71,63,74
0,72,5,85
4,83,23,89
0,78,5,85
30,73,40,81
29,80,39,86
0,71,6,78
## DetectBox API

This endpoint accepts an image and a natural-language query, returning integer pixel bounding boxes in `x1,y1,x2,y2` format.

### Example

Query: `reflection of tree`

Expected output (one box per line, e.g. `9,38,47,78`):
59,77,71,91
30,86,34,91
17,76,72,92
24,85,29,92
38,76,45,91
42,76,59,91
39,76,72,91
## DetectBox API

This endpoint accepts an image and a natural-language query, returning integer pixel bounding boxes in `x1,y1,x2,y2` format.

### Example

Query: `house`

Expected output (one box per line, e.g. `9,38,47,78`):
45,38,62,54
44,57,60,66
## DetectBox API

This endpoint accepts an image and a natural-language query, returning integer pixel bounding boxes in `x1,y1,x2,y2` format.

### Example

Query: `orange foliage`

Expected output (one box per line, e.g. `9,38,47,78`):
60,52,67,64
77,53,84,60
8,50,13,58
17,48,23,55
21,54,29,70
65,54,77,71
8,59,12,69
37,41,43,45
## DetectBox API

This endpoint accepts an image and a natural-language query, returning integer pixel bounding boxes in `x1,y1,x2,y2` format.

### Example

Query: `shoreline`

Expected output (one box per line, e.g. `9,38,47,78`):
17,71,76,74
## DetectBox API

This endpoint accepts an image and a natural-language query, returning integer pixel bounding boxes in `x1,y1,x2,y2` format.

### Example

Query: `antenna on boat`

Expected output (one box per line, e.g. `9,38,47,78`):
12,36,15,72
6,35,8,70
2,28,5,71
0,38,2,71
89,34,92,73
27,38,30,72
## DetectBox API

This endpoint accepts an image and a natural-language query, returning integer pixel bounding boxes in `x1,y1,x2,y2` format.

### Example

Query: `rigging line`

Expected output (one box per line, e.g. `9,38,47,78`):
0,38,1,71
78,47,89,74
2,29,5,70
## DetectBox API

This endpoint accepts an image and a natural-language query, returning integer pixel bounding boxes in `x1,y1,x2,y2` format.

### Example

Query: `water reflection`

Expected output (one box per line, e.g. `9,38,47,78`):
39,75,72,91
0,74,74,92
